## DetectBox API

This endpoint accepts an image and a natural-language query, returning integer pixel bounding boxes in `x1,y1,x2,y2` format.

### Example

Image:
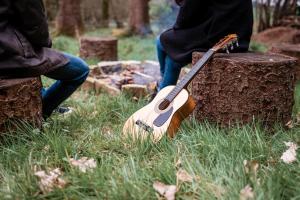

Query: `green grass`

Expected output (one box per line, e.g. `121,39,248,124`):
0,90,299,199
0,29,299,199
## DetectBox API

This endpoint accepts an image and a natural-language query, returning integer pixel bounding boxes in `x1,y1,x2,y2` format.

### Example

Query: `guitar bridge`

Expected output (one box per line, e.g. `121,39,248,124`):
135,120,154,133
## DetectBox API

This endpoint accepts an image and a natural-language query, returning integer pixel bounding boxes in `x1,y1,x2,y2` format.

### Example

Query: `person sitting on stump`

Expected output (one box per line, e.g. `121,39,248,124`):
0,0,89,119
156,0,253,90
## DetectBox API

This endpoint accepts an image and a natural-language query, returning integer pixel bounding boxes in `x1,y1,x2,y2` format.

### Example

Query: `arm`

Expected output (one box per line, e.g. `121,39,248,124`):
12,0,51,48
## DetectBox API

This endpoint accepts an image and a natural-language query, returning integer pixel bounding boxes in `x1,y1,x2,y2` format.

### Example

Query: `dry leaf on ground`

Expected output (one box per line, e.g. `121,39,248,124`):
175,159,182,169
206,183,226,199
153,181,177,200
69,157,97,173
285,120,294,129
240,185,254,200
34,168,67,193
243,160,259,175
280,142,298,164
176,169,194,183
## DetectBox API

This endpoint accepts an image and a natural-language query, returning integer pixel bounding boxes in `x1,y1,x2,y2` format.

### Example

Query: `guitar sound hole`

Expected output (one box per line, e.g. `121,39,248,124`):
159,99,170,111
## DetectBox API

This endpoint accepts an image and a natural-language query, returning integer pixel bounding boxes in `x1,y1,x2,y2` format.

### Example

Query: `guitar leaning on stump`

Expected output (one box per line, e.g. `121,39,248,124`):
123,34,239,142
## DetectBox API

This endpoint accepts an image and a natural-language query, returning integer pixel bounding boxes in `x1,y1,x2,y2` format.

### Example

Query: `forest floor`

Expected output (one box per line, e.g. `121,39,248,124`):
0,29,299,199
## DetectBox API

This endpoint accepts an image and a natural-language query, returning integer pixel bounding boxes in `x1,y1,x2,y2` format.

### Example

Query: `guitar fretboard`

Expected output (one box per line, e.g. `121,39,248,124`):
165,50,215,102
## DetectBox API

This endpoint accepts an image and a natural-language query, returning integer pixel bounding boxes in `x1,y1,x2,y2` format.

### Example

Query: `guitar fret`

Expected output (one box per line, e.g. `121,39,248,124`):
166,50,215,102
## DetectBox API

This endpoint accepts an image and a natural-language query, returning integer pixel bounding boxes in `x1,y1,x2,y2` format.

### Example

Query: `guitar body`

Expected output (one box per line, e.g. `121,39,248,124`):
123,86,196,142
123,34,238,142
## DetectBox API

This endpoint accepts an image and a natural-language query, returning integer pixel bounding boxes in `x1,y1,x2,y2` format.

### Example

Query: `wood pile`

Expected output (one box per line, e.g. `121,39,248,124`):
82,60,161,98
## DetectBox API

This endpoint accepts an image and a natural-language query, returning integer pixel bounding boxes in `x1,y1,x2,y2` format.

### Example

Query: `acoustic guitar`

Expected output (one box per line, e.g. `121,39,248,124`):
123,34,239,142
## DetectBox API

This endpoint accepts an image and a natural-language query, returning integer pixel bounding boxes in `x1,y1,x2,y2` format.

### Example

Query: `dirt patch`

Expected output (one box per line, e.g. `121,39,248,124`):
252,27,300,45
191,52,297,127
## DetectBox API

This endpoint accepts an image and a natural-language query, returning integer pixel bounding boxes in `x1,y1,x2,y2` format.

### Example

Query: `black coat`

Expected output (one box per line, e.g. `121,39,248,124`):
0,0,68,79
160,0,253,63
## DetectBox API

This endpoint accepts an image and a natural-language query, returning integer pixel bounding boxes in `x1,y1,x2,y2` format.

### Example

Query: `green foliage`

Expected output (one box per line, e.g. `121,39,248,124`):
52,36,79,56
118,36,156,61
249,42,268,53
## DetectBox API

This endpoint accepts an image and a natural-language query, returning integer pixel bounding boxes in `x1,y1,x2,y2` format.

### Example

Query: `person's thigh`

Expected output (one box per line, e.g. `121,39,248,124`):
45,53,89,81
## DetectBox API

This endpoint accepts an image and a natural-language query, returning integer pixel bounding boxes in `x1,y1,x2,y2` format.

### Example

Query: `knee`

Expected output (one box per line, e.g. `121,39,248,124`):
156,36,163,50
77,62,90,83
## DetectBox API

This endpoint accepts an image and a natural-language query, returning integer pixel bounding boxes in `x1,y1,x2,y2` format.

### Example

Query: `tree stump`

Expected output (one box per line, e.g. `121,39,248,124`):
79,37,118,61
191,52,297,127
269,43,300,81
0,78,43,132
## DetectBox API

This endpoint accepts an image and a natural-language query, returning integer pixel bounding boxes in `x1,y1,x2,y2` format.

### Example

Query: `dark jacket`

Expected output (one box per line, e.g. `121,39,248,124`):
160,0,253,63
0,0,68,79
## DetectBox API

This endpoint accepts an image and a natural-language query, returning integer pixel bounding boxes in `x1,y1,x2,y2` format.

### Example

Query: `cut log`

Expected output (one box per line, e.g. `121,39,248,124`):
121,84,147,98
94,79,120,96
269,43,300,81
81,77,96,92
0,78,42,132
191,52,297,127
79,37,118,61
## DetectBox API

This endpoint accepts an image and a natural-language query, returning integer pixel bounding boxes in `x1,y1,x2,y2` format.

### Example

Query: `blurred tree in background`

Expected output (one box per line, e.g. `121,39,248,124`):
128,0,152,35
47,0,174,37
256,0,297,32
55,0,84,37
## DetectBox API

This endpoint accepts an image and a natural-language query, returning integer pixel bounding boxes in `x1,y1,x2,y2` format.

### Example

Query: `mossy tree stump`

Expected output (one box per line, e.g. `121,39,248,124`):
191,52,297,127
79,37,118,61
0,78,43,132
269,43,300,81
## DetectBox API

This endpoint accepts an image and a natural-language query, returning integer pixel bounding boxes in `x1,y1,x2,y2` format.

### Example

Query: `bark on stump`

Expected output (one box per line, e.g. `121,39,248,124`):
79,37,118,61
0,78,42,132
191,52,297,127
269,43,300,81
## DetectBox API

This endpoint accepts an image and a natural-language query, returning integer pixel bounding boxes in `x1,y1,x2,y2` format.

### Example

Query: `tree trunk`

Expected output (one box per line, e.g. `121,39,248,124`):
100,0,110,27
44,0,59,23
257,0,297,32
128,0,152,36
55,0,84,37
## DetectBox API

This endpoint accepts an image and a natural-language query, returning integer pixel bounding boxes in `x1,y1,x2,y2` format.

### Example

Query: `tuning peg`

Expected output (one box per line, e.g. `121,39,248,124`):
230,43,234,50
226,47,230,54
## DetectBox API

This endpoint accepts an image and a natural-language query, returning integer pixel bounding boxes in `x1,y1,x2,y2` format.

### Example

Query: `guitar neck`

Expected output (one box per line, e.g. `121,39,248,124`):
166,49,215,102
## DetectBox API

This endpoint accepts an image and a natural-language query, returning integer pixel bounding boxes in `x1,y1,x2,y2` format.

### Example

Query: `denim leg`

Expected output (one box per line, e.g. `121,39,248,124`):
156,37,167,77
42,53,90,118
159,56,186,89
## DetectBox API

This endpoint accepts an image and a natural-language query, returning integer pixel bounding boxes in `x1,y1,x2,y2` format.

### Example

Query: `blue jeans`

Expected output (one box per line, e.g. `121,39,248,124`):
42,53,89,118
156,37,187,90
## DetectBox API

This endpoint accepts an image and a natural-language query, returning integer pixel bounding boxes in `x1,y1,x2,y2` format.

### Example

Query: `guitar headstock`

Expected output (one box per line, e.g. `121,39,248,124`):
211,34,239,53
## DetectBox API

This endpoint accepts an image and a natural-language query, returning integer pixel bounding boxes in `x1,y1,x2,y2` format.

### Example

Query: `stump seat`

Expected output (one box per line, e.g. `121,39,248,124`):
191,52,297,127
0,78,42,132
79,37,118,61
269,43,300,81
